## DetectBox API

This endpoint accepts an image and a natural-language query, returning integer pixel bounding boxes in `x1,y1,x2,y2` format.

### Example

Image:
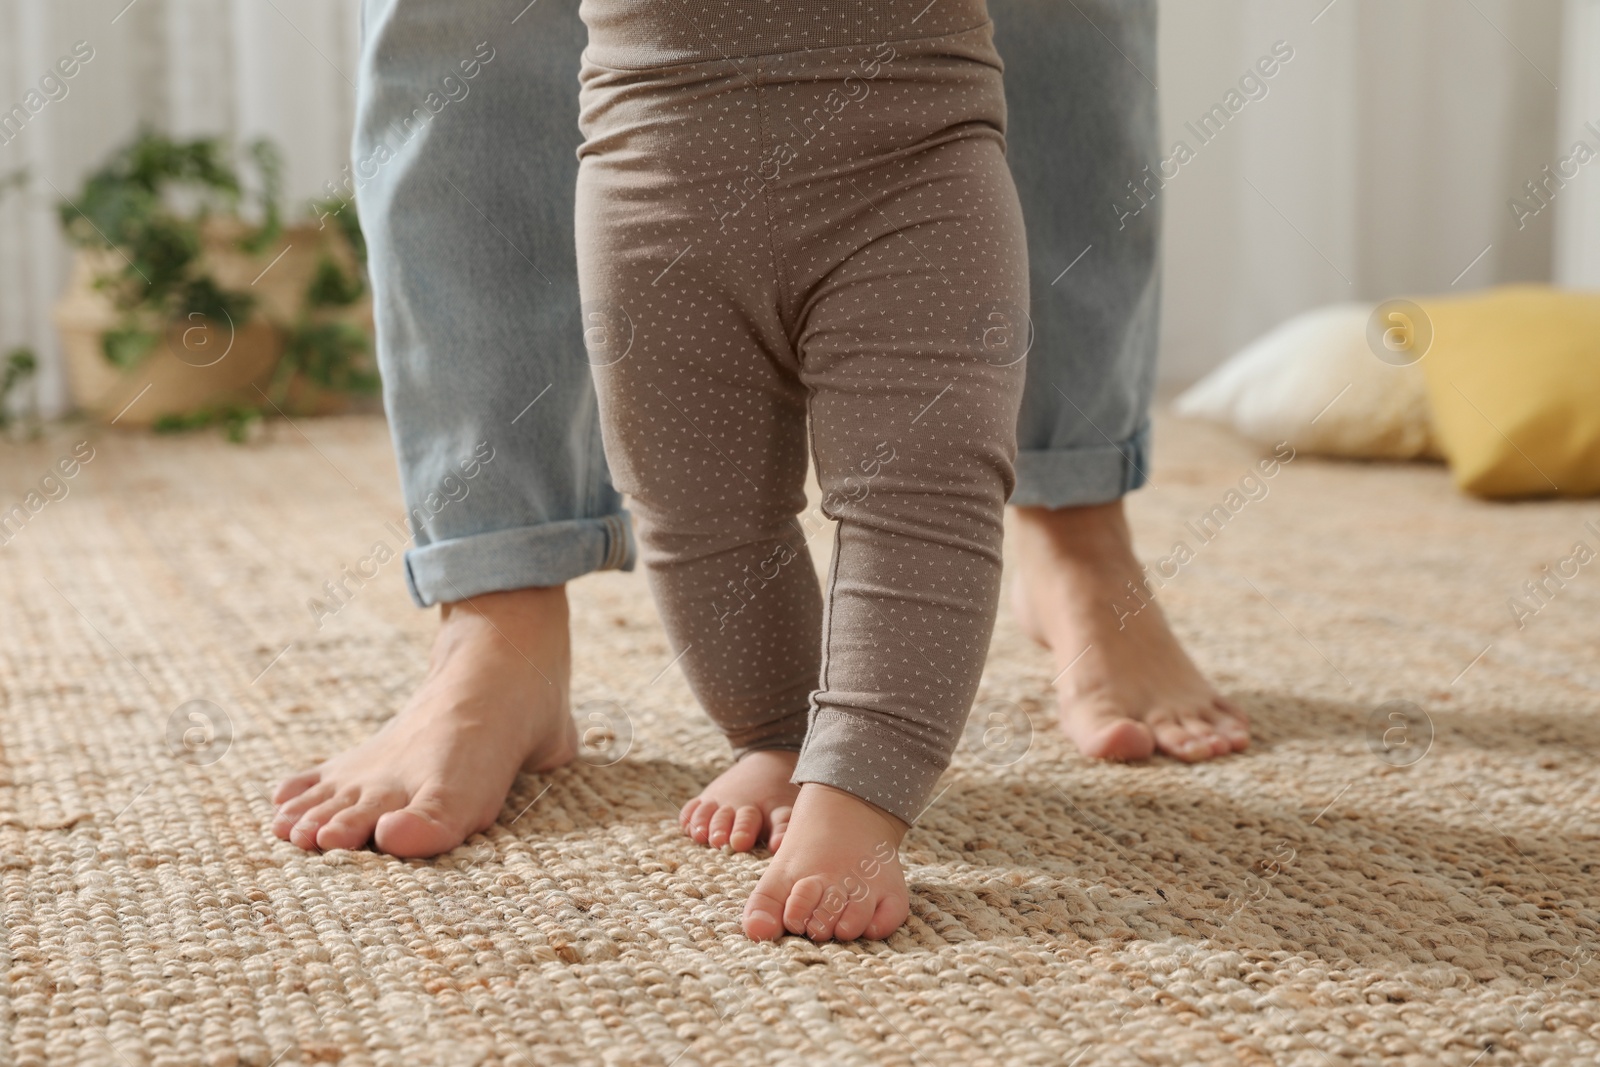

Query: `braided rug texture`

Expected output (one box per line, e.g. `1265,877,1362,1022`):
1,412,1597,1066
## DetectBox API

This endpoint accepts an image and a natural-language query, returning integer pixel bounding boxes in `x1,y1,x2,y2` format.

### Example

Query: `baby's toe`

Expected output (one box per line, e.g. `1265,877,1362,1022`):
679,797,704,832
831,895,876,941
804,880,852,940
686,802,716,844
743,881,791,941
707,805,737,848
727,806,763,852
863,894,909,940
783,875,828,937
767,806,793,852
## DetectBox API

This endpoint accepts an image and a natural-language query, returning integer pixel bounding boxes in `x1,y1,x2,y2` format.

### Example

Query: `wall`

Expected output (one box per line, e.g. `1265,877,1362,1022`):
1153,0,1570,384
1,0,1596,415
1555,0,1600,287
0,0,360,416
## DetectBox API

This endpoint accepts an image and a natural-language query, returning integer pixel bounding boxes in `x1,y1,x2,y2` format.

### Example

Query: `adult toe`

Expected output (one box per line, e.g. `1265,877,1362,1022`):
1213,699,1251,749
272,769,321,805
1150,717,1211,762
1178,712,1231,758
1065,703,1155,761
372,787,475,858
1085,716,1156,761
290,792,355,851
273,782,335,839
316,790,407,851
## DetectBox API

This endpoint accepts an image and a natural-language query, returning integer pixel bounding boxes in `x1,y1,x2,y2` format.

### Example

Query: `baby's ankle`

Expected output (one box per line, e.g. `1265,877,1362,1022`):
793,783,910,842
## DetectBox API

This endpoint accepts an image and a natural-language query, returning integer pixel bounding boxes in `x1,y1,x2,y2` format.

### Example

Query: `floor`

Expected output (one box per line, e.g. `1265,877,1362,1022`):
1,411,1597,1066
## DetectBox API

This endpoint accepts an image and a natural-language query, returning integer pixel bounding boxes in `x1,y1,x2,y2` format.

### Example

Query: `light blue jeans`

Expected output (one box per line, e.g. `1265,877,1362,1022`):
353,0,1159,607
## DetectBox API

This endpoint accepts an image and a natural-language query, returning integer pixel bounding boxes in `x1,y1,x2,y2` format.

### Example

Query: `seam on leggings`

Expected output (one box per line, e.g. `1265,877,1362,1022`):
809,399,843,717
817,519,842,717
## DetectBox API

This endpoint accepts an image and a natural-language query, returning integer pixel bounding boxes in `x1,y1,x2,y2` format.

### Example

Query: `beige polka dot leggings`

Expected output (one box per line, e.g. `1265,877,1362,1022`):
574,0,1029,826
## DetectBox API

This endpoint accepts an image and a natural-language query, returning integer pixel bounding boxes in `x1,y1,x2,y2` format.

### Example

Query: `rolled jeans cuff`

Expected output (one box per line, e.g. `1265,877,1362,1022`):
403,512,635,607
1010,419,1152,509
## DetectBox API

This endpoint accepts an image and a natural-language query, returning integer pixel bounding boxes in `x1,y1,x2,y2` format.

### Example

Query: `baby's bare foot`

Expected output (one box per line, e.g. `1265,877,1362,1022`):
270,586,577,857
680,749,799,852
1011,500,1249,762
742,783,909,942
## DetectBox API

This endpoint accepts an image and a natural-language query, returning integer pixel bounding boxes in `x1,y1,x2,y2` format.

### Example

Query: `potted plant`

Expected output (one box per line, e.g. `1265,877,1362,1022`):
52,131,377,440
0,347,40,440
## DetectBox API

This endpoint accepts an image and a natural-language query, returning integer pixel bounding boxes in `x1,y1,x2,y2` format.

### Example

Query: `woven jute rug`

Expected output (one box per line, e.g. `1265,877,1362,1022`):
2,411,1597,1067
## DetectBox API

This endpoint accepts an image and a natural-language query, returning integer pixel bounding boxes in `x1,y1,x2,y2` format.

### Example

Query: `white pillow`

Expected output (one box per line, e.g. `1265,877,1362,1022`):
1173,303,1440,460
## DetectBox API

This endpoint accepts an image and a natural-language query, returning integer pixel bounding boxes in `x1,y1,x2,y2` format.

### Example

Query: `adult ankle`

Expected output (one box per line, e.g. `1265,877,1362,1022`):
1014,501,1133,554
440,583,568,627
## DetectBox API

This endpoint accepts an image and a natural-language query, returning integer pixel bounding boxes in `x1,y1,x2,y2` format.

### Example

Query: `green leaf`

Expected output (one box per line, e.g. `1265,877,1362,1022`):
283,320,376,392
102,326,158,368
306,255,364,307
59,129,380,415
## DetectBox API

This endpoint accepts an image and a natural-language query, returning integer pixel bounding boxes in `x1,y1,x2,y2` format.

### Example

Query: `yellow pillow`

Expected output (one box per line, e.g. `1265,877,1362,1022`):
1415,285,1600,499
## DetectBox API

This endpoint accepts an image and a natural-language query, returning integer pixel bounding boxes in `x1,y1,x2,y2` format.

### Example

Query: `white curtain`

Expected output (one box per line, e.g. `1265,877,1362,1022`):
1556,0,1600,288
1154,0,1583,383
1,0,1596,414
0,0,360,417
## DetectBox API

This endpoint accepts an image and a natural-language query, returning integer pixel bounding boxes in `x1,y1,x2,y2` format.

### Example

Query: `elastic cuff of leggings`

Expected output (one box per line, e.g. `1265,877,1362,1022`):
1009,420,1152,509
790,708,950,827
402,512,636,607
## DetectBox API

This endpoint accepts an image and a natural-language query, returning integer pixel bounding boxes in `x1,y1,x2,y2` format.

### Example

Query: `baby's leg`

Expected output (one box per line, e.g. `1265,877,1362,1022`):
587,324,821,852
576,16,1025,939
575,64,822,852
586,325,822,851
743,122,1030,942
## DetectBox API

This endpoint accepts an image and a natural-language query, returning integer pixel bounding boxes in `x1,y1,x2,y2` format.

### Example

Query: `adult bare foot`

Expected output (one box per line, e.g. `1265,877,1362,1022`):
270,585,578,857
1011,500,1248,762
742,783,909,942
680,749,799,852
